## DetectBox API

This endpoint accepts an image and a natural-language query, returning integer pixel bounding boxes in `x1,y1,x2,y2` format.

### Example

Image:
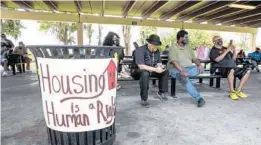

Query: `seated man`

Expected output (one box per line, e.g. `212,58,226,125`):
14,41,31,71
168,30,205,107
131,34,169,106
209,36,250,100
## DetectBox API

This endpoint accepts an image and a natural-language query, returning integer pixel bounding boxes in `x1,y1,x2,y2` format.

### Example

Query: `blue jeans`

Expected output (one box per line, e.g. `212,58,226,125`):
171,65,201,101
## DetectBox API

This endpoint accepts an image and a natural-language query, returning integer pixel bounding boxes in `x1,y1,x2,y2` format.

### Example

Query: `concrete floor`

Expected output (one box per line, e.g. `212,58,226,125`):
1,72,261,145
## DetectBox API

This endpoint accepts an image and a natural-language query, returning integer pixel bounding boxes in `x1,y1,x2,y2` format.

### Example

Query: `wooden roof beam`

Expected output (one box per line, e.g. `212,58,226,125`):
224,14,261,25
240,19,261,27
43,1,58,13
141,0,168,19
123,0,136,18
101,0,105,16
1,1,7,8
177,1,233,21
74,1,83,15
12,0,33,10
212,8,261,24
160,1,200,21
194,1,249,23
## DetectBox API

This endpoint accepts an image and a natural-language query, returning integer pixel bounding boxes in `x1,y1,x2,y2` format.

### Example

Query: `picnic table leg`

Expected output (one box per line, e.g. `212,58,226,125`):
209,78,214,87
11,64,16,75
216,78,220,88
22,63,25,73
171,78,176,97
233,77,236,90
17,64,22,73
199,78,203,83
152,80,156,85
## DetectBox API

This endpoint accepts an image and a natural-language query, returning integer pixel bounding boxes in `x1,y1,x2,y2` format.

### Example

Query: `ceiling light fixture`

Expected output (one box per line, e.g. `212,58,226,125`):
228,4,256,10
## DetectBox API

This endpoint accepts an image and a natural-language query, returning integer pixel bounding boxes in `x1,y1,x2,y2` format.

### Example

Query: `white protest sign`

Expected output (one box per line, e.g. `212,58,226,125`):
37,57,117,132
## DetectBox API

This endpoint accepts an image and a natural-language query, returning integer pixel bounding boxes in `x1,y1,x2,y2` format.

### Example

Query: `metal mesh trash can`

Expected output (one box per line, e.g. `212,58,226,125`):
28,45,123,145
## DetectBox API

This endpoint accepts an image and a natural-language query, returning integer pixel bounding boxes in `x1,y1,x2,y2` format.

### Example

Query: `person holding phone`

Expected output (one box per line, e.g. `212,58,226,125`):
131,34,169,107
209,36,251,100
168,30,205,107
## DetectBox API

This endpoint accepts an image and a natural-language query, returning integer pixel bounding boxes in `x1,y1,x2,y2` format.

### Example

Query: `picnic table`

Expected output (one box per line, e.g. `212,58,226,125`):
7,53,25,75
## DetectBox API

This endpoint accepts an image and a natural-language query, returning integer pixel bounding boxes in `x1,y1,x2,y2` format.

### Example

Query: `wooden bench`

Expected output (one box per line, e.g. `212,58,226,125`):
118,73,224,97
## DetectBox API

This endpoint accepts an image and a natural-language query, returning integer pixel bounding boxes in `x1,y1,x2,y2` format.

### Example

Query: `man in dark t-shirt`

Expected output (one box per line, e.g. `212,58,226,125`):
131,34,169,106
209,36,250,100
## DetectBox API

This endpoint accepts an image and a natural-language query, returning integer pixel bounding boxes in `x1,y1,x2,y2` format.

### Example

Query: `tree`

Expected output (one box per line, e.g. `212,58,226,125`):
158,29,179,52
98,25,103,46
237,33,251,50
139,26,157,45
122,25,131,55
84,24,94,45
39,21,77,45
187,29,215,50
1,19,25,40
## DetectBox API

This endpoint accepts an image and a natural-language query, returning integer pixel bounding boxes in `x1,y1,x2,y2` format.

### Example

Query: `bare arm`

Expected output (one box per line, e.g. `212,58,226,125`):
214,49,230,62
193,58,202,67
171,60,184,73
137,64,156,72
232,50,237,60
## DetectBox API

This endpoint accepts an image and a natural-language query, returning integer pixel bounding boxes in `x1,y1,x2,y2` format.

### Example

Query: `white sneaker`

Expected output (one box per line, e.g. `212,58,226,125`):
2,71,8,77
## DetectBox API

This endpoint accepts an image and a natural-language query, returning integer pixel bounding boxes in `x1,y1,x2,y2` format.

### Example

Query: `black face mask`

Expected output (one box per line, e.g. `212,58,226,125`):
216,40,223,46
182,38,188,45
19,46,23,49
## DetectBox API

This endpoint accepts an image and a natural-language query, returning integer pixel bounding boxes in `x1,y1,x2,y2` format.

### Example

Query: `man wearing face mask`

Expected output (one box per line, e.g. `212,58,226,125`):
131,34,169,107
14,41,31,71
209,36,250,100
168,30,205,107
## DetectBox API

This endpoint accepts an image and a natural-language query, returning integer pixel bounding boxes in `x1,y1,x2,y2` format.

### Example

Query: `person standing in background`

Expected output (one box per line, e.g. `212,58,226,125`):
103,32,125,90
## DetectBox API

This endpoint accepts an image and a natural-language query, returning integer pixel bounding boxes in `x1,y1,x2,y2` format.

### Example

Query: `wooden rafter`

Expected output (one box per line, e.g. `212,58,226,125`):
212,8,261,24
101,0,105,16
240,19,261,27
1,1,7,8
141,0,168,19
194,1,249,23
43,0,58,13
160,1,200,20
12,0,33,10
74,1,82,14
224,14,261,25
177,1,229,21
123,0,136,18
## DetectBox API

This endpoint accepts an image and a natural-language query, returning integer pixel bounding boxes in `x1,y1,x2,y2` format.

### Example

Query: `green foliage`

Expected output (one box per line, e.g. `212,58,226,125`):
139,26,157,45
1,19,25,40
187,29,217,50
158,29,179,52
84,24,94,45
236,34,251,50
39,21,77,45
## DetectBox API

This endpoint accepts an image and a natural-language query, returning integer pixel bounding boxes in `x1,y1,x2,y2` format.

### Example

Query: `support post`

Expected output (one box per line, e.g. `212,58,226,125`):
251,33,257,50
77,22,83,46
